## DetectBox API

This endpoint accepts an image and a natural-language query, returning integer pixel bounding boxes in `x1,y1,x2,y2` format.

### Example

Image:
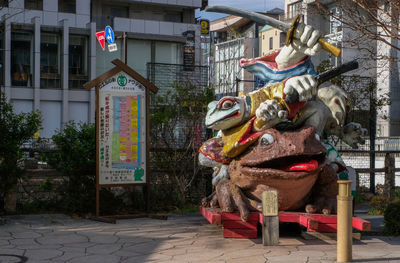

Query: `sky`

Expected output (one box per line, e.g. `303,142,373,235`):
195,0,285,21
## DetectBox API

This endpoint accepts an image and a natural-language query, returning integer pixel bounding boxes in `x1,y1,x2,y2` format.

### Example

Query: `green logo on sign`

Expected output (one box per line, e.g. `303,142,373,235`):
117,75,127,86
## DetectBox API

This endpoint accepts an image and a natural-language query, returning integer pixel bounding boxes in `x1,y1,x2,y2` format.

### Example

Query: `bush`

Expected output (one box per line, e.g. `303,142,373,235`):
0,91,42,213
384,201,400,236
44,122,122,215
369,195,390,215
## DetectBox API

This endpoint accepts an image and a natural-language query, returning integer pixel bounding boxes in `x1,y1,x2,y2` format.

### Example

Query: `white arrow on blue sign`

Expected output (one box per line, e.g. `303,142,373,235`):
105,26,115,44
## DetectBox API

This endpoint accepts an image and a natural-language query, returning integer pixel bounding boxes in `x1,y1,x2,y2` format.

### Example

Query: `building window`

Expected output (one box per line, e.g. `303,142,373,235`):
69,35,88,89
279,32,286,47
11,32,33,87
262,35,264,40
101,4,129,28
330,7,342,34
41,33,60,89
155,41,183,64
0,0,9,7
103,5,129,18
269,37,273,50
288,1,301,19
127,39,151,78
59,0,75,13
25,0,43,10
165,11,183,23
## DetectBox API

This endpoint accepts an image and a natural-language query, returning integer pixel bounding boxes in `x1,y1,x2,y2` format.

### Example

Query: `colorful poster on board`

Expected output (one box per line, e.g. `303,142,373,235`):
98,72,146,185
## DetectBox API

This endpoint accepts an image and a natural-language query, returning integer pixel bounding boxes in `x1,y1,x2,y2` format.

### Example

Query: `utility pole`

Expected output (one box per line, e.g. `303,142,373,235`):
118,32,128,64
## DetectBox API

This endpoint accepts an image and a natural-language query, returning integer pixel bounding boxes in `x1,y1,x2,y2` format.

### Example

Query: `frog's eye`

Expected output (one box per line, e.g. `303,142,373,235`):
260,133,274,146
219,98,235,110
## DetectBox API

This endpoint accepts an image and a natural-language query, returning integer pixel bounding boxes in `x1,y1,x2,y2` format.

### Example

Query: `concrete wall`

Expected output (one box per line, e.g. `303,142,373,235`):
1,0,201,138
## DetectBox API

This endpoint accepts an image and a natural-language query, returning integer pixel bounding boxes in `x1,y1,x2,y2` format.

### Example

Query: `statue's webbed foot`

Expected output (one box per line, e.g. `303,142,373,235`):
215,179,250,222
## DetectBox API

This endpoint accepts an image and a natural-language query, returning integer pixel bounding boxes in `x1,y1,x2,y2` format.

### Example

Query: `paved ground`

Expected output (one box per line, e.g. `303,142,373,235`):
0,212,398,263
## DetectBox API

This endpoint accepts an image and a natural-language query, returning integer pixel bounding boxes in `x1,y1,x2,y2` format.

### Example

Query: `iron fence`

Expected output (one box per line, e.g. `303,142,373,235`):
147,63,209,98
334,137,400,193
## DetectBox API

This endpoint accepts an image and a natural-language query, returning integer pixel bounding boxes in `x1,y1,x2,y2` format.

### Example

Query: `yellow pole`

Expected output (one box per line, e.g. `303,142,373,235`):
337,180,353,263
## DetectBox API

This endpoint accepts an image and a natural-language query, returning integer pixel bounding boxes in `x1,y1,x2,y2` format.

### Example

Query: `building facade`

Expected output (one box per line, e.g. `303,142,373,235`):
210,8,283,98
284,0,400,137
0,0,202,138
259,25,284,56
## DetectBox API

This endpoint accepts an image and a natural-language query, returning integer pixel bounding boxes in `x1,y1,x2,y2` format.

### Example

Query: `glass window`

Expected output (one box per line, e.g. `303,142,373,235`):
12,100,33,114
165,11,182,23
103,5,129,18
279,32,286,47
155,42,183,64
100,5,129,32
69,102,88,123
330,7,342,34
0,0,9,7
59,0,75,13
96,39,122,76
41,33,60,89
11,32,33,87
40,101,61,138
25,0,43,10
269,37,273,50
288,1,301,19
69,35,88,89
127,39,151,77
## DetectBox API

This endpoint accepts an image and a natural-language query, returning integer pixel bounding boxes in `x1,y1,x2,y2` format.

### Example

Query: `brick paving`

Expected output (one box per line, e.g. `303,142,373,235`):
0,213,399,263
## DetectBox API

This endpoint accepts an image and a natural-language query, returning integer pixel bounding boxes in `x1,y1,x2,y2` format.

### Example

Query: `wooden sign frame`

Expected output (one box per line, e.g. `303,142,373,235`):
84,59,158,218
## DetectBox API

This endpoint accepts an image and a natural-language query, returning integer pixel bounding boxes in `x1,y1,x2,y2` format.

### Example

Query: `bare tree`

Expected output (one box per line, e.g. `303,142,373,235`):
312,0,399,64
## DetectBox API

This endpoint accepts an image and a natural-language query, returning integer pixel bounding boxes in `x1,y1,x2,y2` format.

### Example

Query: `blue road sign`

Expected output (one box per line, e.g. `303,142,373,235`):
105,26,115,44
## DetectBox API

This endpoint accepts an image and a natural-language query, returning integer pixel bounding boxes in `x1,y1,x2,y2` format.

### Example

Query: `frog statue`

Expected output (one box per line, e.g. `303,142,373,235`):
199,7,367,221
200,84,366,221
207,126,339,222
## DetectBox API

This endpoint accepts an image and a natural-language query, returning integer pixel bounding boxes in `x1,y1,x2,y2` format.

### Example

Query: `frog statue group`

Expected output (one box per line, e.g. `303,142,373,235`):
198,9,367,222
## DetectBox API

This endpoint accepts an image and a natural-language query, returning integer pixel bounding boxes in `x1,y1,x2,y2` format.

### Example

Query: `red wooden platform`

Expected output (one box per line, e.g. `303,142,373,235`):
200,206,371,239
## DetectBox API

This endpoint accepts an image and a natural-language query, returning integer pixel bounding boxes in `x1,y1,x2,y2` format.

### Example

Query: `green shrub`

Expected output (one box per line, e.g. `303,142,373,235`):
44,122,121,215
369,195,390,215
384,201,400,236
0,91,42,213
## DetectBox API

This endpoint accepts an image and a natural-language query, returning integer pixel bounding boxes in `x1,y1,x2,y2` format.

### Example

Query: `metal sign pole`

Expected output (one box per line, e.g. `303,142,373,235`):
95,86,100,217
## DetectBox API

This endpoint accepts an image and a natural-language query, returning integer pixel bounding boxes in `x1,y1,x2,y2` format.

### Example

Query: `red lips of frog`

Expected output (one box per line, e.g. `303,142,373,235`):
238,126,326,176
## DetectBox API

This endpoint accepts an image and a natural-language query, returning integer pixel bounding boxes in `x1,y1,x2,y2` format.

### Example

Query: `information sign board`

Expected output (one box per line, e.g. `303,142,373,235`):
98,72,146,185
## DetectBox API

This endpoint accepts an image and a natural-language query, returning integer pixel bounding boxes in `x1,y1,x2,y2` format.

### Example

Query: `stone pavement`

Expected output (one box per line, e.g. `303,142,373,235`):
0,213,399,263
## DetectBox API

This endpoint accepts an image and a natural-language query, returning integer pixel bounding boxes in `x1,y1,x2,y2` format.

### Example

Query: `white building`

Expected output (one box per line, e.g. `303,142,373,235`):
210,9,283,98
0,0,202,138
284,0,400,137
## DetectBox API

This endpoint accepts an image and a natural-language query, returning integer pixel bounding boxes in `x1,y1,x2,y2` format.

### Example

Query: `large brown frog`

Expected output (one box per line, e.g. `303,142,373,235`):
202,126,338,221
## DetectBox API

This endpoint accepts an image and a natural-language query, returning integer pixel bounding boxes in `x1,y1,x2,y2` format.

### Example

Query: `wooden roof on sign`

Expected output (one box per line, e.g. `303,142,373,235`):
83,59,158,94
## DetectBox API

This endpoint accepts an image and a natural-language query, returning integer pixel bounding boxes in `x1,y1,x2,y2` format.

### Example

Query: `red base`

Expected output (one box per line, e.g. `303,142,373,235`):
200,206,371,239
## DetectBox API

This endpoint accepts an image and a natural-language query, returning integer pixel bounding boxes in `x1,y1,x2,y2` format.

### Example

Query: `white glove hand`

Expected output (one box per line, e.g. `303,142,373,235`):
293,23,322,56
256,100,288,122
276,23,322,69
284,74,317,102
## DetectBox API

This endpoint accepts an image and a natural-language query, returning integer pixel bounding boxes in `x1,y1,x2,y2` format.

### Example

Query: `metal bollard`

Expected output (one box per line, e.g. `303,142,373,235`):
337,180,353,263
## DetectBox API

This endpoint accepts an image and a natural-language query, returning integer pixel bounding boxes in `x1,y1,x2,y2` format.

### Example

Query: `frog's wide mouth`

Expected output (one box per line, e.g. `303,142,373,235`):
241,152,326,175
206,110,241,128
